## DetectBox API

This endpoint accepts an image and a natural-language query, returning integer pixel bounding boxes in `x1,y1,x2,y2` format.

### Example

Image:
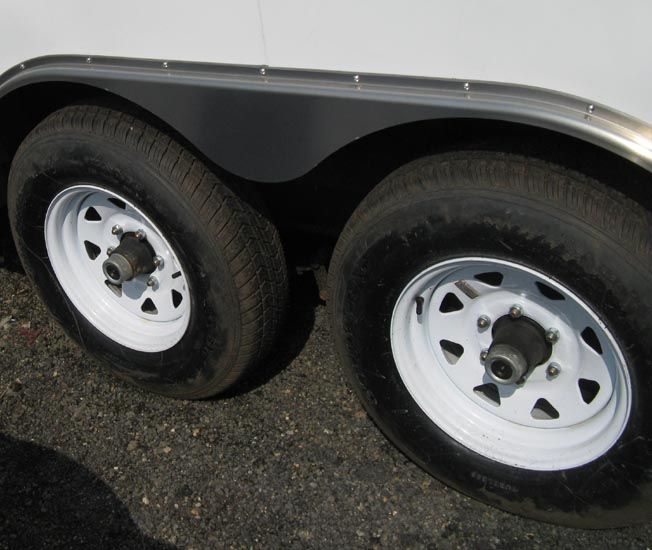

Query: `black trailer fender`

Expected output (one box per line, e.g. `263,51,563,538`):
1,55,651,183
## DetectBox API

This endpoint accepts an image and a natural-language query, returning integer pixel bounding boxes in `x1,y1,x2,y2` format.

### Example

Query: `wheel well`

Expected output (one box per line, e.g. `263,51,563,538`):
0,82,112,208
3,84,651,212
0,81,228,206
259,117,652,266
2,83,651,267
0,83,102,161
0,81,214,262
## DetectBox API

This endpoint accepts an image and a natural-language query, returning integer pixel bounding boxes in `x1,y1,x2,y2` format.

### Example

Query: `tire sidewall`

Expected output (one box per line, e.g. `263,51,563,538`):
331,157,652,526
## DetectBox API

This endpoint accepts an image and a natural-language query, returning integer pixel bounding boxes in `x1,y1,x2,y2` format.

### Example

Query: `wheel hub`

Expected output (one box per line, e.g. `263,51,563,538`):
484,315,552,385
102,232,156,284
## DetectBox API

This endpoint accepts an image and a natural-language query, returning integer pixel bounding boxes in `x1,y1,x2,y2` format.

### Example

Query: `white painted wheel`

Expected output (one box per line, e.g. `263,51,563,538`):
391,257,631,470
45,184,191,352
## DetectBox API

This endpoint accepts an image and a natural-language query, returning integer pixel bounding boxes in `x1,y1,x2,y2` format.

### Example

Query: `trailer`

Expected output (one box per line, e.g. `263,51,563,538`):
2,0,652,527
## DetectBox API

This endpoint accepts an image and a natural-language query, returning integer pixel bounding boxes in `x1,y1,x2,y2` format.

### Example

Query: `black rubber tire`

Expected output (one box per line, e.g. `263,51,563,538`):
8,104,287,398
328,151,652,528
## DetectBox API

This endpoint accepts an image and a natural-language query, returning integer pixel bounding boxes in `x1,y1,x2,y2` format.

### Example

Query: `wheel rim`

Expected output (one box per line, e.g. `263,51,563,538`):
45,185,191,352
390,257,631,470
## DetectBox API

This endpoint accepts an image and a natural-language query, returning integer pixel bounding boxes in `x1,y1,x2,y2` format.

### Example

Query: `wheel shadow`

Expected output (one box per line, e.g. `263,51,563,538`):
222,270,321,398
0,206,22,274
0,433,170,549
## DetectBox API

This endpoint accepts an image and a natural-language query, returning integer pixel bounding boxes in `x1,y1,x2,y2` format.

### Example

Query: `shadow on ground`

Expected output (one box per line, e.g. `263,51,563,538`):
0,205,20,272
0,434,169,550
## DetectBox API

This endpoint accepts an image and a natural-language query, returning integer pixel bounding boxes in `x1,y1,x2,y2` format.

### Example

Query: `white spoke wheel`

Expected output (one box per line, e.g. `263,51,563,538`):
329,152,652,527
8,105,287,398
391,257,630,470
45,185,191,352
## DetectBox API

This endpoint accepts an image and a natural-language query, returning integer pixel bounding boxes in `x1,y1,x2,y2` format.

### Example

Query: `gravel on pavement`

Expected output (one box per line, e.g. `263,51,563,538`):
1,262,651,549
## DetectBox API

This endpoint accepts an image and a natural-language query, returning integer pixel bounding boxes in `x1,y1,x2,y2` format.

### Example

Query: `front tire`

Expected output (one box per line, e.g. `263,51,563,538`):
9,105,287,398
329,151,652,527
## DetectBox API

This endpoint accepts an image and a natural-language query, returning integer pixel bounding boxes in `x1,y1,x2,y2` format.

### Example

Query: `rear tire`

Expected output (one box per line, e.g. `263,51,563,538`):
329,151,652,527
8,104,287,398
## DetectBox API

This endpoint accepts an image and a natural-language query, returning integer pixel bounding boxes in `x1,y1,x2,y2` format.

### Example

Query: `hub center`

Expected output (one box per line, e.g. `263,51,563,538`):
484,314,552,385
102,232,156,284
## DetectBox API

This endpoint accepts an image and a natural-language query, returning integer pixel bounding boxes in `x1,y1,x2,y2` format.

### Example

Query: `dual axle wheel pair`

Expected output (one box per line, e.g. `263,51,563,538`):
8,105,652,527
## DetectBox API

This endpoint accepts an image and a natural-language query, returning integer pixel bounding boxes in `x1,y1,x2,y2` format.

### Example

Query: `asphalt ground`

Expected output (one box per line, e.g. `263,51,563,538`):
1,260,651,549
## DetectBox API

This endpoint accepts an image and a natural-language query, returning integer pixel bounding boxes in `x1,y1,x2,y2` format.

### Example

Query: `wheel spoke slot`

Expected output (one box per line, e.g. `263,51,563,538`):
581,327,603,355
473,383,501,406
104,280,122,297
172,289,183,308
531,398,560,420
473,271,503,287
141,298,158,315
578,378,601,404
439,292,464,312
171,271,182,279
83,240,101,260
439,340,464,364
84,206,102,221
107,197,126,209
535,281,565,301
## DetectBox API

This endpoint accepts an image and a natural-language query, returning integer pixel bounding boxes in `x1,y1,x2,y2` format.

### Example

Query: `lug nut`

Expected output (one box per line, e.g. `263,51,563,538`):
545,328,560,344
477,315,491,329
147,276,158,288
107,246,115,256
509,305,523,319
153,255,164,269
135,229,147,240
546,363,561,379
111,224,123,236
480,349,489,362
